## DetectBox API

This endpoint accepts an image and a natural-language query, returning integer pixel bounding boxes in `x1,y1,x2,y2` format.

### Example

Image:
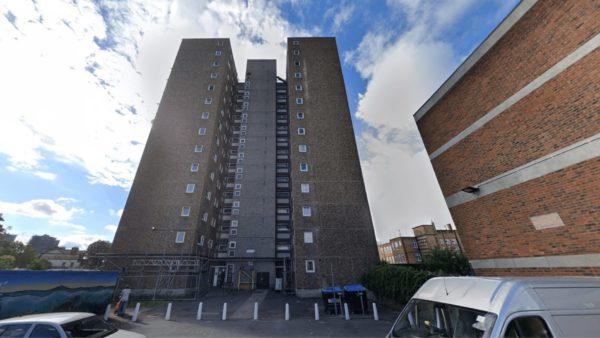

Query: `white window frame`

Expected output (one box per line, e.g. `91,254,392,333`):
298,127,305,135
305,260,315,273
230,228,237,235
292,40,300,46
208,84,215,91
295,84,302,91
232,209,239,215
300,163,308,172
186,183,195,193
202,212,208,222
293,50,300,55
198,128,207,135
195,144,204,152
296,112,304,119
234,183,242,190
212,61,219,67
301,183,310,193
233,201,240,208
231,220,238,227
190,163,199,172
302,206,311,217
201,112,210,119
175,231,185,243
206,191,212,200
294,72,301,78
198,235,205,246
210,73,218,78
299,144,307,153
215,51,222,56
211,218,216,227
181,207,190,217
304,231,313,244
229,241,236,249
205,97,212,104
296,98,303,105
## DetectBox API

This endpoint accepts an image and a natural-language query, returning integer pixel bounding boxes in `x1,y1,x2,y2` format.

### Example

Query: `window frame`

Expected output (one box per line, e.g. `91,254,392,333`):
302,206,311,217
300,183,310,193
181,207,190,217
305,260,315,273
185,183,195,193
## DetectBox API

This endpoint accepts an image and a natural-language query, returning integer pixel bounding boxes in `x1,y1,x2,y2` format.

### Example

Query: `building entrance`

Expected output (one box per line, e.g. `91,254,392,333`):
256,272,269,289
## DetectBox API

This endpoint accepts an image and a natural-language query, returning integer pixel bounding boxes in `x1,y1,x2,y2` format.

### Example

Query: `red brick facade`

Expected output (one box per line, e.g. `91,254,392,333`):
415,1,600,276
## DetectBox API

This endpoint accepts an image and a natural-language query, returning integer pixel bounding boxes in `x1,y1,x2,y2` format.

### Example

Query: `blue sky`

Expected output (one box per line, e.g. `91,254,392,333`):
0,0,518,248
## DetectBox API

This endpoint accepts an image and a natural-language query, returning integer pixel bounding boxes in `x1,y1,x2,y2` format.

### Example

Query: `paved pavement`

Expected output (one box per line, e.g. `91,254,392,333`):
110,289,400,337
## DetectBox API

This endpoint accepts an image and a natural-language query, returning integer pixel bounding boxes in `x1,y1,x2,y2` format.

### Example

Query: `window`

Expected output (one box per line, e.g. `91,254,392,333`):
305,260,315,273
234,190,241,196
293,50,300,55
296,98,303,105
186,184,195,193
231,220,238,227
294,72,301,78
302,206,311,217
210,73,218,78
215,50,222,56
233,201,240,208
236,167,244,173
300,163,308,172
0,324,32,337
234,183,242,190
175,231,185,243
195,144,204,152
208,239,213,248
198,128,207,135
206,191,211,200
217,41,224,46
232,209,239,215
198,235,205,246
304,231,313,243
294,61,300,67
29,324,60,338
230,228,237,235
210,172,214,181
211,218,216,227
205,98,212,104
505,316,553,338
301,183,310,193
228,250,235,257
229,241,236,249
295,84,302,91
190,163,199,172
201,112,210,119
202,212,208,222
212,61,219,67
299,144,307,152
181,207,190,217
213,153,218,162
298,128,305,135
292,40,300,45
296,112,304,119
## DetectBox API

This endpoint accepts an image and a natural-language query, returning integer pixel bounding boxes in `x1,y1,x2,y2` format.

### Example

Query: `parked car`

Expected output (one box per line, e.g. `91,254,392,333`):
387,276,600,338
0,312,145,338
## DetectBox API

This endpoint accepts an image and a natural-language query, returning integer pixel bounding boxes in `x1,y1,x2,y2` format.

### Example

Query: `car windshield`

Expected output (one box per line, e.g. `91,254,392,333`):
390,299,497,338
61,316,118,338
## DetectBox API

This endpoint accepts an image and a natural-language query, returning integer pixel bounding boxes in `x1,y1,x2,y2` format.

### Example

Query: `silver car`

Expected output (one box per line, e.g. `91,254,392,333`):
0,312,145,338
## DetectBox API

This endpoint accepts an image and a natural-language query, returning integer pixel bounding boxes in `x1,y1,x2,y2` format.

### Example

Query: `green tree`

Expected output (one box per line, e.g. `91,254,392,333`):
0,255,15,269
28,258,52,270
14,244,38,268
422,248,471,275
82,240,111,269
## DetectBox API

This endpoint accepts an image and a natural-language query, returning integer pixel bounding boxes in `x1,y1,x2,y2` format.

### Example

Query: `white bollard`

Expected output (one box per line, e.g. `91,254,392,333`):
222,302,227,321
285,303,290,321
253,302,258,320
132,303,141,322
165,303,172,321
344,303,350,320
104,304,111,320
372,302,379,321
196,302,203,320
314,303,320,321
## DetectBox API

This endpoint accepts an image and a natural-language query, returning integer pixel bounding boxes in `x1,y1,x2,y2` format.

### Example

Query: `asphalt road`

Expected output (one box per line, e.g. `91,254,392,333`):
110,289,400,337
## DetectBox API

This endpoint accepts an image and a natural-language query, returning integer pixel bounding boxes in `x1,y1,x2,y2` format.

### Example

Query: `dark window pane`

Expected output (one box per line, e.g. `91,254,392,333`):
0,324,32,337
29,325,60,338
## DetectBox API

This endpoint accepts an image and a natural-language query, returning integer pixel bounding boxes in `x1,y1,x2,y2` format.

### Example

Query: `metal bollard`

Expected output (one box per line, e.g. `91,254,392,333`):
344,303,350,320
104,304,111,321
314,303,320,321
285,303,290,321
165,303,172,321
253,302,258,320
222,302,227,321
372,302,379,321
196,302,203,320
132,303,141,322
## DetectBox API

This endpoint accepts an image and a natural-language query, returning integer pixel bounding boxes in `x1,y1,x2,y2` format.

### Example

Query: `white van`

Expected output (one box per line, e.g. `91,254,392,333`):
387,276,600,338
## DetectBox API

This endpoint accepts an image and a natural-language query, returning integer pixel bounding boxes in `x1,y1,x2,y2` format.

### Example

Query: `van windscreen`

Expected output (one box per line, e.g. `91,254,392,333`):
390,299,497,338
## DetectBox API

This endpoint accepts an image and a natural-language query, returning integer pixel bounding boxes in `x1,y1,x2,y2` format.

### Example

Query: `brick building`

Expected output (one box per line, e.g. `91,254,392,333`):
415,1,600,276
109,37,378,297
378,223,461,264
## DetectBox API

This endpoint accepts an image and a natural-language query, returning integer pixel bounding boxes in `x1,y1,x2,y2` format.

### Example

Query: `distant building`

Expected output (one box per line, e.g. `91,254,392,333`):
378,223,461,264
40,248,83,269
415,1,600,276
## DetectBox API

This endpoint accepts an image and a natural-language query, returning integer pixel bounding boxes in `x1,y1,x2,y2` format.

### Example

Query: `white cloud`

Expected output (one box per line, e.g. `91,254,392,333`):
104,224,118,232
108,208,123,217
325,3,355,33
0,0,307,190
0,198,84,223
33,171,58,181
60,233,109,249
348,0,481,240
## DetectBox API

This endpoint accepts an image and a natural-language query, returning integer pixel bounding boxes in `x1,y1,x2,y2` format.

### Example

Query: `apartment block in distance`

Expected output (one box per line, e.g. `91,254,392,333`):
109,37,379,297
415,1,600,276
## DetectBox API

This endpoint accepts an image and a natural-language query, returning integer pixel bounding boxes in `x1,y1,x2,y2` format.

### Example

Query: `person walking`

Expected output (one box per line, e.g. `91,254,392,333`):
117,285,131,316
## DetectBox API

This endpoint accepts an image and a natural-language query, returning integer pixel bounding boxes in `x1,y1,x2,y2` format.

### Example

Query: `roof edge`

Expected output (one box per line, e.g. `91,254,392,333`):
413,0,537,122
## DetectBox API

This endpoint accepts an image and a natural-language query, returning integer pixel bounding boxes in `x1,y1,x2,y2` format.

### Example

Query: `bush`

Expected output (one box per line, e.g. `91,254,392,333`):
27,258,52,270
0,255,15,269
422,248,471,275
362,263,441,304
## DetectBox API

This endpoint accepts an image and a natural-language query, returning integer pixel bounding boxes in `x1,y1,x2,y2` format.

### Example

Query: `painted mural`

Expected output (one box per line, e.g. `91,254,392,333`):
0,270,119,319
